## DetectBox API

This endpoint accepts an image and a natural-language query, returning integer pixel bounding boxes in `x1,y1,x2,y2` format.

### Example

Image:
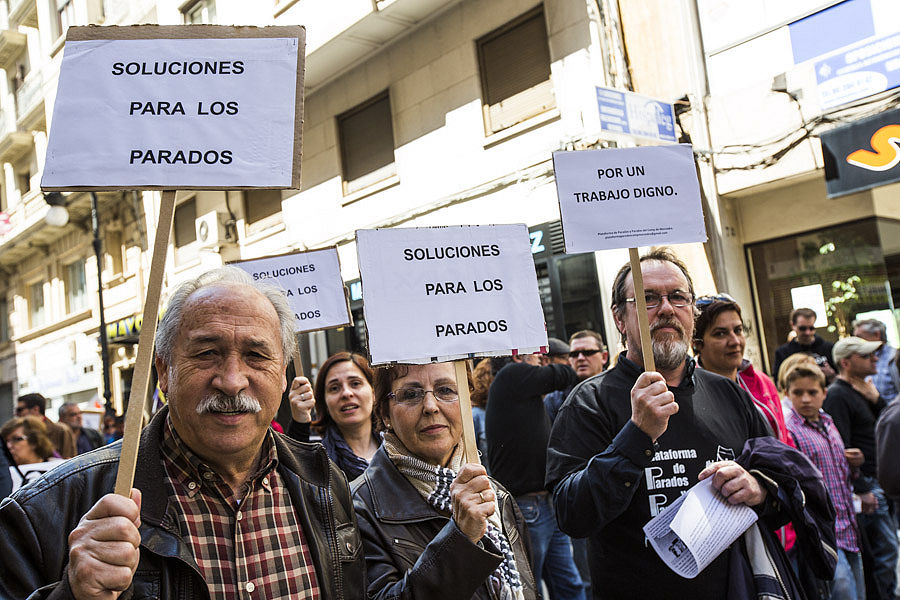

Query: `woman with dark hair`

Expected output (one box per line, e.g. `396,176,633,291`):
693,295,792,446
287,352,380,480
1,416,56,466
353,362,536,600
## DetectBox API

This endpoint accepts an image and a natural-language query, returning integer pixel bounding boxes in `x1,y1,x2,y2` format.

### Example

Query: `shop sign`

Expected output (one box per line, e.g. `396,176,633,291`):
356,225,548,365
821,108,900,198
595,86,676,143
816,32,900,109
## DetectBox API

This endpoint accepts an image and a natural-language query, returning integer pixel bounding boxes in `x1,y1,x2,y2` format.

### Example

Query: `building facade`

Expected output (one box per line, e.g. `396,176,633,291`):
0,0,896,417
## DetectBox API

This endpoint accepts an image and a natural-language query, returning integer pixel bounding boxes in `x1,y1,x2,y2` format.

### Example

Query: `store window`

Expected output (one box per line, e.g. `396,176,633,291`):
29,280,46,329
66,259,88,314
477,7,554,135
173,198,198,265
183,0,216,24
747,217,900,373
338,92,396,196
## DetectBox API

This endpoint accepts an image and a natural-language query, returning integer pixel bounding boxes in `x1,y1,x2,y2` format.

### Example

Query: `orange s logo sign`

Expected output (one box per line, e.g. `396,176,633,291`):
846,124,900,172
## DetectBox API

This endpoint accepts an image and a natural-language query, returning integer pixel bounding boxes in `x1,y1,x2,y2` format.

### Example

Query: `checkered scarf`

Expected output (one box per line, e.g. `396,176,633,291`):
383,432,525,600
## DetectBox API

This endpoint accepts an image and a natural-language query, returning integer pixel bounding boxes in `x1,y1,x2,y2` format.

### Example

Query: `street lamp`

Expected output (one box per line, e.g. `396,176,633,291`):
42,191,113,413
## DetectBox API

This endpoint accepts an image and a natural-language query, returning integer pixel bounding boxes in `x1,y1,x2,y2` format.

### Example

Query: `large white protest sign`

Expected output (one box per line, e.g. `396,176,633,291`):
42,26,304,191
553,144,706,253
356,225,548,365
230,248,350,333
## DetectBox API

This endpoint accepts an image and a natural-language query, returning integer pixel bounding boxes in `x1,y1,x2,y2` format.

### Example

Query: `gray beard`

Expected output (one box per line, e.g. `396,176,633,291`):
653,337,690,371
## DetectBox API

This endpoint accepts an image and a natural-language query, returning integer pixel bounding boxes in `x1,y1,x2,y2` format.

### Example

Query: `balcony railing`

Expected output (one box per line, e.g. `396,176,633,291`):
0,107,16,138
15,71,42,123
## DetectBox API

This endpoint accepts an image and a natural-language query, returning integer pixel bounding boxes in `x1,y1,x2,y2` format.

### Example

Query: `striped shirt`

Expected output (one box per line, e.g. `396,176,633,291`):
786,408,859,552
161,416,320,600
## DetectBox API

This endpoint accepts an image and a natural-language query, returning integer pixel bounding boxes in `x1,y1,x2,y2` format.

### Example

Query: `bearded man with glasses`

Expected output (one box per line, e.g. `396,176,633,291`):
546,248,832,600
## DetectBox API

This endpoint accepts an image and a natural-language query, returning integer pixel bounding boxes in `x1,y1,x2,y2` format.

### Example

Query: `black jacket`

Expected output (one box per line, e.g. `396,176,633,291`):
0,407,366,600
352,446,538,600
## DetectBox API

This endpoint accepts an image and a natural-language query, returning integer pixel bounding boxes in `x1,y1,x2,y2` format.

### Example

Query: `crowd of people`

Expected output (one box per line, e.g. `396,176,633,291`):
0,250,898,600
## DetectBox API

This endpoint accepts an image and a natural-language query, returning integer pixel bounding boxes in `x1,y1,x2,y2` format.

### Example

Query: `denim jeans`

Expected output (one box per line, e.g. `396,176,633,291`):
831,549,865,600
858,485,899,600
516,493,586,600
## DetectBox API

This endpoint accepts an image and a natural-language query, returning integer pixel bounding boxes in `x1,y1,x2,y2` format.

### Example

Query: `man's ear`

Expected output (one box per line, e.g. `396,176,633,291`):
612,306,625,334
155,356,170,394
601,350,609,365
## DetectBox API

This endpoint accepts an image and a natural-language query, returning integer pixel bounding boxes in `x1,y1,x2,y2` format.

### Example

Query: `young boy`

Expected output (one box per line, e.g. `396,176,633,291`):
785,364,863,600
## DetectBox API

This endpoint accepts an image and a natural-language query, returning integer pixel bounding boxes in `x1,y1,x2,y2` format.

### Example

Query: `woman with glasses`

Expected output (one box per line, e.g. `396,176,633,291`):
352,362,536,600
287,351,381,481
1,416,57,468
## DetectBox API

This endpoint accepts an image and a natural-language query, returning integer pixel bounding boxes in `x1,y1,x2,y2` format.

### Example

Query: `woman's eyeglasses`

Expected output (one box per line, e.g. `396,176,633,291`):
6,435,28,444
388,385,459,406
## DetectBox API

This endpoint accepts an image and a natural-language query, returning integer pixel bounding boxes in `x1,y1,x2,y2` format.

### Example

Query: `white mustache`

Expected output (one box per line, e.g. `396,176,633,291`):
195,391,262,415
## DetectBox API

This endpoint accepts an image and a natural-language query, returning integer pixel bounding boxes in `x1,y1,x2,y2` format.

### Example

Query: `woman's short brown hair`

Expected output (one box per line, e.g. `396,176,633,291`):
312,352,377,434
1,416,55,461
372,362,474,429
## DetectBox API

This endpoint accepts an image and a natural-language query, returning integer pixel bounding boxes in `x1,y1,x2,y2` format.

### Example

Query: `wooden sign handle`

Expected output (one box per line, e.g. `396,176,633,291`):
292,350,304,378
629,247,656,373
454,359,481,465
114,190,176,496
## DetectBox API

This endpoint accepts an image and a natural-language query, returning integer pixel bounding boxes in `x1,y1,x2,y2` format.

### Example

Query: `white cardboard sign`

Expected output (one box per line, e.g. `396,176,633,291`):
42,27,303,190
356,225,549,365
553,144,706,252
230,248,350,333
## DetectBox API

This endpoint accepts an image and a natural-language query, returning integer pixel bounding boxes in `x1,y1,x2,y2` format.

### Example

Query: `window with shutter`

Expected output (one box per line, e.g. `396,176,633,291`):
173,198,198,265
338,92,396,195
245,189,283,233
477,7,554,134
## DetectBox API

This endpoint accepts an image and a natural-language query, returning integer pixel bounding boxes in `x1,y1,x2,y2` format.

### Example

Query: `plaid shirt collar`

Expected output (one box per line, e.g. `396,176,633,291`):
161,414,278,505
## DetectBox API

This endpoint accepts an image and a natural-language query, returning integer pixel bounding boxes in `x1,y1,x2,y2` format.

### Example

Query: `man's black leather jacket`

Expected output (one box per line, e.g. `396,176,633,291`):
352,446,538,600
0,407,365,600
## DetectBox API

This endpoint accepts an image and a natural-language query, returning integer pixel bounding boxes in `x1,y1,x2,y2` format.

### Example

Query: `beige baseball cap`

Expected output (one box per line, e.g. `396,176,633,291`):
833,336,882,363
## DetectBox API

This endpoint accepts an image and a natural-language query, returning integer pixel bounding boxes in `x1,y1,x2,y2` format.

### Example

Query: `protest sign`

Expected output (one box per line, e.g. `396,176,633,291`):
356,225,548,365
39,25,306,497
42,25,304,191
356,225,549,462
553,144,705,253
230,248,351,376
553,144,707,370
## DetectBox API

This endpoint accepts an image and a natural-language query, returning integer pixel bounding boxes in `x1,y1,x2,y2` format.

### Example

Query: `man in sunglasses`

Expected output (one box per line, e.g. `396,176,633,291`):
825,336,898,600
773,308,836,385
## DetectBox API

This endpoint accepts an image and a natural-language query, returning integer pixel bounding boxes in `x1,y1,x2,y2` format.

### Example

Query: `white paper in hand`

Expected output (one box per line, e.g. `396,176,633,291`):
643,477,758,578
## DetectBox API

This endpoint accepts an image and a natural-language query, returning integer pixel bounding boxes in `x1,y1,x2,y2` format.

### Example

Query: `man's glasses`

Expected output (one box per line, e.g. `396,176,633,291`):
796,326,815,332
695,293,736,307
569,349,602,359
625,291,694,309
855,353,874,360
388,385,459,406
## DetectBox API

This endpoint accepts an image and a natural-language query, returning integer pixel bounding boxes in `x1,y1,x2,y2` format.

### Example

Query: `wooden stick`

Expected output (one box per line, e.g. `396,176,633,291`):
628,247,656,373
292,350,304,378
454,359,480,465
114,190,176,496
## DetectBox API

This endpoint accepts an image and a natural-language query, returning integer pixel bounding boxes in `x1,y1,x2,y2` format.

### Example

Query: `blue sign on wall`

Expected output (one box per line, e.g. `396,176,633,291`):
816,32,900,108
789,0,873,64
596,87,676,143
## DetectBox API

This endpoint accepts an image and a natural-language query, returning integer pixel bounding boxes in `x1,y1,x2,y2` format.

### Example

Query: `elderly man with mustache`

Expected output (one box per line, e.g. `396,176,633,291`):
0,267,365,600
546,249,831,600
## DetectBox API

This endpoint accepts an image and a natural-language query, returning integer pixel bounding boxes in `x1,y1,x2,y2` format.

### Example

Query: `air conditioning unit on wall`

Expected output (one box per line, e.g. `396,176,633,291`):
195,211,229,250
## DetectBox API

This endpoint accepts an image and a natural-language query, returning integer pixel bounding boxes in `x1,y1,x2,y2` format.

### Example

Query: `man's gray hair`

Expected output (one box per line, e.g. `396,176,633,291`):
155,266,297,364
853,318,887,342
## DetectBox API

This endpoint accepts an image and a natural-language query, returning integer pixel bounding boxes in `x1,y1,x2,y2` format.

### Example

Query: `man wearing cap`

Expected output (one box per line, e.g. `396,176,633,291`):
825,336,899,600
485,351,583,599
545,331,608,425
